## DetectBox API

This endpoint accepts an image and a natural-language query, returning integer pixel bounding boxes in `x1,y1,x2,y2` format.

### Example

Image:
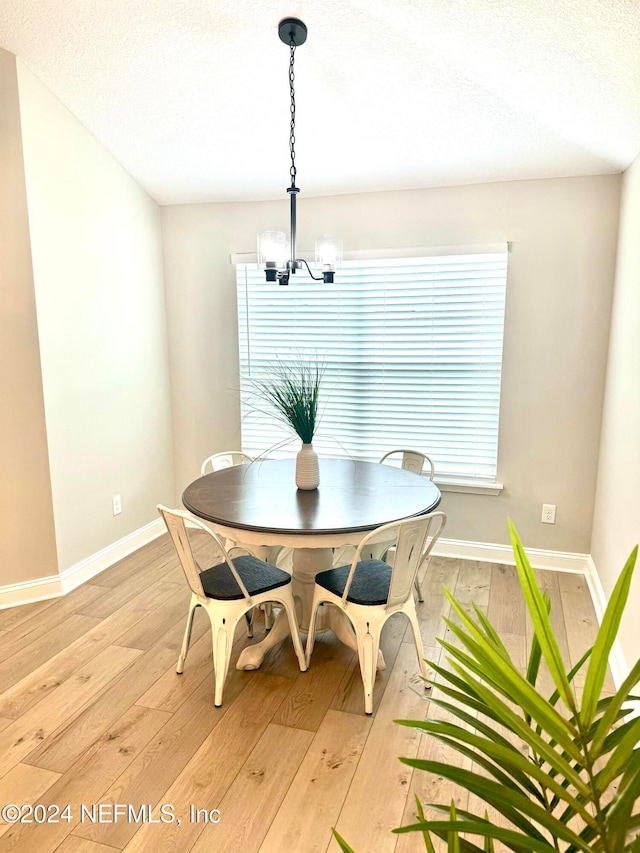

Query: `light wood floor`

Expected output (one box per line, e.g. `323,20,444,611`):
0,534,605,853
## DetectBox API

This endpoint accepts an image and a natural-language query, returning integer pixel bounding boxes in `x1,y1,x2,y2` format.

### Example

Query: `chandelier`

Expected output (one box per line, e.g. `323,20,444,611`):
257,18,342,285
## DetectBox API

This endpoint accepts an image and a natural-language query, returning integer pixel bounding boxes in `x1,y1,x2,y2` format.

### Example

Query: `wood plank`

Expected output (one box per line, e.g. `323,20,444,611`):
0,645,141,778
118,673,294,853
0,584,106,658
258,710,372,853
558,572,614,691
83,554,183,620
487,563,527,635
396,645,472,853
111,586,192,650
0,582,178,720
0,718,12,734
500,631,528,674
0,704,169,853
72,648,254,849
557,570,599,642
0,598,59,632
154,562,186,586
272,631,355,731
0,763,61,837
134,629,214,713
403,555,461,648
0,614,101,694
89,535,172,589
453,560,491,607
56,838,121,853
24,614,208,774
534,568,560,591
329,642,434,853
420,555,461,596
191,723,313,853
405,591,451,651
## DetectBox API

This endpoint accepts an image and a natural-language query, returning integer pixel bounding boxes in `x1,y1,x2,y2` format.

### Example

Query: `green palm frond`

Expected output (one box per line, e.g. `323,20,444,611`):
337,522,640,852
332,828,357,852
397,524,639,852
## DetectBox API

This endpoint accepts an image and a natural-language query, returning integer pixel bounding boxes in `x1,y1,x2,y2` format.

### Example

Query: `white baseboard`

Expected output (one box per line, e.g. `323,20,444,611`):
433,537,591,574
0,519,165,611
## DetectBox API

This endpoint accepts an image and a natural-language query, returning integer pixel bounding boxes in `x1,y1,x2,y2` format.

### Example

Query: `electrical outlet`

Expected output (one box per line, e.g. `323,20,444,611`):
112,495,122,516
541,503,556,524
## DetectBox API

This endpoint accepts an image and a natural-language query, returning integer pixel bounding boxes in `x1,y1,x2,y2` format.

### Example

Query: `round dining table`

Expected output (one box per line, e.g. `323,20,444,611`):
182,457,441,670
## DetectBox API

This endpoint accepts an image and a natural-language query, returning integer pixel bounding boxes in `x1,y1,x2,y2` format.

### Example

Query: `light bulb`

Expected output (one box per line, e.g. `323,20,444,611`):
257,231,287,270
315,235,342,272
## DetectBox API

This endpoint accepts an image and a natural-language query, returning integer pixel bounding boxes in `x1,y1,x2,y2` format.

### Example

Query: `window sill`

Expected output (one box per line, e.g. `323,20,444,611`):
434,478,504,496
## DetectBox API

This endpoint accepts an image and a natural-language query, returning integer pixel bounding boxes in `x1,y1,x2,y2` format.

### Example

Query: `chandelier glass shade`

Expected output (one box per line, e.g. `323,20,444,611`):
257,18,342,285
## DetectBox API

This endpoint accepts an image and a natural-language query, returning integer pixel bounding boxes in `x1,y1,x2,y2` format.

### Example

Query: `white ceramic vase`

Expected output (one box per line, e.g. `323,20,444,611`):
296,442,320,490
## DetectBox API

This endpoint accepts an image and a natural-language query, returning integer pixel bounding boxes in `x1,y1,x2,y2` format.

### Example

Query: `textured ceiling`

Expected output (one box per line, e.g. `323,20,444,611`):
1,0,639,204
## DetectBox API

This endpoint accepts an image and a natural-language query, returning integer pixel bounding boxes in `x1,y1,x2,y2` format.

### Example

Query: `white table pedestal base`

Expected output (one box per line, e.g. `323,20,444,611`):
236,545,386,672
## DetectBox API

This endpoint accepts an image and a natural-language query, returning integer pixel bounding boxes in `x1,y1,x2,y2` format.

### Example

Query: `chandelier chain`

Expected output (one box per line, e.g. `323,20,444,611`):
289,38,297,188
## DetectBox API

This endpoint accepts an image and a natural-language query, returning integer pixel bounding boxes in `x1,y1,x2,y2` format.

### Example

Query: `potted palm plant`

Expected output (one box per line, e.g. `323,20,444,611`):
246,357,325,490
334,521,640,852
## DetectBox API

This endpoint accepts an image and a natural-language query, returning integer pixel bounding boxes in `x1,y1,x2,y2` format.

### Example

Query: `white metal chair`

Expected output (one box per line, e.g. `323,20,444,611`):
378,449,436,601
201,451,254,476
158,505,306,707
199,450,274,635
306,511,446,714
378,448,435,479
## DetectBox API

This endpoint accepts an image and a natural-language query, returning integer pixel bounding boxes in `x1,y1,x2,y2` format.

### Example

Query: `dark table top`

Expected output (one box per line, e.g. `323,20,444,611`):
182,458,441,536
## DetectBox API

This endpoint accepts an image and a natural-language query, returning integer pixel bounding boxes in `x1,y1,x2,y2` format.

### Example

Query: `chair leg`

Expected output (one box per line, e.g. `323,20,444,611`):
263,603,274,631
245,610,254,639
177,596,199,674
276,592,307,672
353,613,384,715
209,612,238,707
414,556,429,603
304,587,324,666
405,599,430,684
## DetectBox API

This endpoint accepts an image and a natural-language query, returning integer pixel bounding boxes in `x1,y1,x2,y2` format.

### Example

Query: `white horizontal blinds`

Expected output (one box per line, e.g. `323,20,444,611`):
236,251,508,480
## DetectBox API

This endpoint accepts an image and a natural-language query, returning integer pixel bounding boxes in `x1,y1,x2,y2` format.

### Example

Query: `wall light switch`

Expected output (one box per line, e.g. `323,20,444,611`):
112,495,122,516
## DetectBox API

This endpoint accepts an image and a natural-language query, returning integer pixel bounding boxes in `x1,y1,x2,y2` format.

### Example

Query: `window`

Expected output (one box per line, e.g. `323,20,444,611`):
236,247,508,482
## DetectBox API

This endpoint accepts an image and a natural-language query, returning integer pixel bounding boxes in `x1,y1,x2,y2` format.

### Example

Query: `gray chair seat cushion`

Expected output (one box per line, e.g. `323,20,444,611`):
314,559,391,606
200,555,291,600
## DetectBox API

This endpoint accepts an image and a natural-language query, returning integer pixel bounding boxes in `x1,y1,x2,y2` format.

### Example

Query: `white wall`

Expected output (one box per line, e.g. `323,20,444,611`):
591,154,640,671
162,174,620,552
17,62,175,571
0,50,58,586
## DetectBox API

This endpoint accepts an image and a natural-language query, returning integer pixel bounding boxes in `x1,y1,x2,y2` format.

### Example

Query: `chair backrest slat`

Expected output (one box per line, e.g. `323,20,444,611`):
387,517,430,606
159,508,207,597
342,512,447,609
157,505,253,601
201,451,254,476
379,449,435,481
